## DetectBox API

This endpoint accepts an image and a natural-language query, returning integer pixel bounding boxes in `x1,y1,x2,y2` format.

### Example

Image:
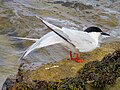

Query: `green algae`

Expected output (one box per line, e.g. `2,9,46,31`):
0,17,12,34
108,78,120,90
14,50,120,90
0,1,3,7
2,9,15,16
16,83,32,90
56,1,93,10
1,1,120,89
93,13,118,27
16,42,120,83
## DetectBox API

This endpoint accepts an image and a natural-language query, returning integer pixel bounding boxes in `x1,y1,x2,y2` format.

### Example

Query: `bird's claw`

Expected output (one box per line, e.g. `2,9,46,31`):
75,59,84,63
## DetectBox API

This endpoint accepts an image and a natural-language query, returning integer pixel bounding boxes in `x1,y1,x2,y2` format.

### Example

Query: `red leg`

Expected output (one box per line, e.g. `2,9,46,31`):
75,53,84,63
69,51,84,63
75,53,79,60
70,51,75,60
70,51,72,60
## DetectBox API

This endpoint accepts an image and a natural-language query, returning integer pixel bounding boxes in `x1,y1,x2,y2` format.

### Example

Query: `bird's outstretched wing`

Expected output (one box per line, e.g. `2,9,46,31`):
19,32,64,61
36,16,75,46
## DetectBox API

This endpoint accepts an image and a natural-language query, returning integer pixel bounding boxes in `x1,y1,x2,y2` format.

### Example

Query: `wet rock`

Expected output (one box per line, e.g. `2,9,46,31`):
2,76,16,90
61,2,93,10
2,50,120,90
0,17,12,34
0,0,120,89
2,0,13,2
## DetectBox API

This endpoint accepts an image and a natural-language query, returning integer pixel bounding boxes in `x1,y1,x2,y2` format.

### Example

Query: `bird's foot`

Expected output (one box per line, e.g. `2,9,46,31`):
71,58,84,63
70,51,84,63
75,59,84,63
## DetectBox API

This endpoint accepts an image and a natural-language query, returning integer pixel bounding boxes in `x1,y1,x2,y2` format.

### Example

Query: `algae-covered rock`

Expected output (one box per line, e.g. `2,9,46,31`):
60,1,93,10
1,0,120,90
94,14,118,27
0,17,12,34
3,50,120,90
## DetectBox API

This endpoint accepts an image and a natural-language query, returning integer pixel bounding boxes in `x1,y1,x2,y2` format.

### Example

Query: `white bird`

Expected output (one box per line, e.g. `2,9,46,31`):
17,16,112,62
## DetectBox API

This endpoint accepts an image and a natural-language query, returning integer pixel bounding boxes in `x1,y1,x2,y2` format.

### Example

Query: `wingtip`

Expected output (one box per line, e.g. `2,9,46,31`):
36,15,44,21
17,55,24,63
17,51,27,62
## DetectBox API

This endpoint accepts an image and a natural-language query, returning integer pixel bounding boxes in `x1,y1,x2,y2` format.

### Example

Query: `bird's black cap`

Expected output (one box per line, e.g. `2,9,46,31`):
84,26,102,33
84,26,110,36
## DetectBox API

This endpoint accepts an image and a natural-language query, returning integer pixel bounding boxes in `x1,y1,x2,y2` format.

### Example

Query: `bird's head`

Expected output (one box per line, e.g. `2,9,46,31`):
84,26,110,42
84,27,110,39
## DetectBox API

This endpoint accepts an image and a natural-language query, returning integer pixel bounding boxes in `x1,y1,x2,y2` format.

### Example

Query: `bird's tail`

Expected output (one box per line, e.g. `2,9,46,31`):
12,37,38,41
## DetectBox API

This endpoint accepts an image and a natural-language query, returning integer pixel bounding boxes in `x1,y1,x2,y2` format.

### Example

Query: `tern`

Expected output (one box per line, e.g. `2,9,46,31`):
17,16,111,62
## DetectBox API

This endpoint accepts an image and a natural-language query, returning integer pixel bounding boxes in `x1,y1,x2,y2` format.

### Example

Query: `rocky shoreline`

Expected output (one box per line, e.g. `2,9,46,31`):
2,49,120,90
0,0,120,89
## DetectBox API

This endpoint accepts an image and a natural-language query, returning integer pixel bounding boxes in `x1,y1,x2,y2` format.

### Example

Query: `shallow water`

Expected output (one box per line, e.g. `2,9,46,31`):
0,0,120,89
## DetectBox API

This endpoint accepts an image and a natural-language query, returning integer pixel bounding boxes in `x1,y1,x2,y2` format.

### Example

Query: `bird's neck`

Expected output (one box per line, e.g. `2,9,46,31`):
89,33,100,42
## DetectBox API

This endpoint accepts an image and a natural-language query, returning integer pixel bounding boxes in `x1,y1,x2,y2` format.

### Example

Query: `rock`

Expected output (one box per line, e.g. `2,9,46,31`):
2,49,120,90
0,0,120,89
2,0,13,2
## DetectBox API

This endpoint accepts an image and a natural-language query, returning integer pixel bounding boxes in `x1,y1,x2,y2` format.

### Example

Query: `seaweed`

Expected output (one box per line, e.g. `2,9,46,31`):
14,50,120,90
